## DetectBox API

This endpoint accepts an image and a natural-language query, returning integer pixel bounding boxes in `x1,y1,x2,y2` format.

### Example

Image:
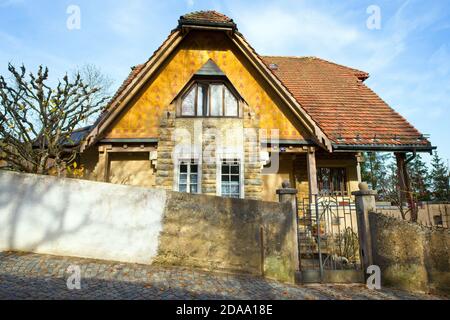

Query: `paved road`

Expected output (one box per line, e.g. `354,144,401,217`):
0,252,444,300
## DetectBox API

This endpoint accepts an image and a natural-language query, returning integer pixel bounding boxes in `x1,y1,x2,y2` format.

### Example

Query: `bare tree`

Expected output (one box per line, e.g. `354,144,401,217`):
74,64,114,123
0,63,109,176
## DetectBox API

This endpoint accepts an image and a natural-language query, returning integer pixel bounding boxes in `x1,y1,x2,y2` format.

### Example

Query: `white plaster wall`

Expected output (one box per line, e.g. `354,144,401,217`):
0,171,166,264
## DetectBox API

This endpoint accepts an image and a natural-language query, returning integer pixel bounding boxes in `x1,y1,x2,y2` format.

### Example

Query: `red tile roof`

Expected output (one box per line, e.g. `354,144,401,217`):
101,11,430,149
261,56,429,146
111,64,145,104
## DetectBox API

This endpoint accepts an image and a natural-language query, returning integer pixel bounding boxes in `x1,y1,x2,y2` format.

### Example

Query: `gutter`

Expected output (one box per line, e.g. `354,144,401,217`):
332,144,436,154
261,139,316,146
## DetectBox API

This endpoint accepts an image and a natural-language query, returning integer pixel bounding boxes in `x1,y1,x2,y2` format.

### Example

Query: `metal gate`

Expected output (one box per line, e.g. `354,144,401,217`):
297,193,364,283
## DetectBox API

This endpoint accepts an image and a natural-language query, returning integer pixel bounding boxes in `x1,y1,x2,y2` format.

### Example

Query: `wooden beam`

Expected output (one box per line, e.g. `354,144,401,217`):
99,145,112,183
107,146,156,153
395,152,417,221
307,149,318,198
103,151,110,183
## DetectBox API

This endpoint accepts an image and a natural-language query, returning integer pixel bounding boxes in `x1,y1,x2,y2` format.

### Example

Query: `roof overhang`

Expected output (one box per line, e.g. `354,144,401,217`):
80,30,185,152
332,144,437,154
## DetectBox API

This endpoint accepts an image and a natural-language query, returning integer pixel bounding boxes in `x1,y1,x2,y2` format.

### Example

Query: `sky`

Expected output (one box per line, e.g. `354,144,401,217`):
0,0,449,166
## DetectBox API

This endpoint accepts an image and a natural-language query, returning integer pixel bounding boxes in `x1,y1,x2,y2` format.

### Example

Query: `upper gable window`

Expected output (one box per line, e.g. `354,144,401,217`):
181,82,239,117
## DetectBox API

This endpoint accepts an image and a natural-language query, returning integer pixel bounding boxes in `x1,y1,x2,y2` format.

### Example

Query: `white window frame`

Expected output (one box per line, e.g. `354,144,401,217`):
175,159,201,194
217,158,244,199
179,81,240,118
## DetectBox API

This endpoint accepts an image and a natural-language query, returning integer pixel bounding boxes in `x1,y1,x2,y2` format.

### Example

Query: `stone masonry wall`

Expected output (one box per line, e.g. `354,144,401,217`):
0,170,297,284
154,191,297,283
156,106,176,190
369,212,450,295
244,105,262,200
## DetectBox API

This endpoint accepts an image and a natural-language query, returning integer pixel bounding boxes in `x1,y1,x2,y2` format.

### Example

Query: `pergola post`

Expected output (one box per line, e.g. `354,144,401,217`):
395,152,417,221
307,147,318,198
99,145,112,183
356,153,363,183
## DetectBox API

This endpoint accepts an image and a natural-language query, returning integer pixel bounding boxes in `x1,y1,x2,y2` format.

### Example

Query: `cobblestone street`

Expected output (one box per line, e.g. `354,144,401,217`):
0,252,445,300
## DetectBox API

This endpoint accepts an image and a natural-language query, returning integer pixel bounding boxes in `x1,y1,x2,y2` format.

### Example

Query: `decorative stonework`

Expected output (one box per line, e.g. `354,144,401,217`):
156,106,176,190
243,104,262,200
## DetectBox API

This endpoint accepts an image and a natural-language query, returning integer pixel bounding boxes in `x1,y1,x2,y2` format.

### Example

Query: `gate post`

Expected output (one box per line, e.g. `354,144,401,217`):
276,181,301,283
352,182,377,275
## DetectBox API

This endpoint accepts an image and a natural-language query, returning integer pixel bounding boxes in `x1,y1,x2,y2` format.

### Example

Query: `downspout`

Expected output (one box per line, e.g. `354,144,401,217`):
405,149,417,165
403,149,418,221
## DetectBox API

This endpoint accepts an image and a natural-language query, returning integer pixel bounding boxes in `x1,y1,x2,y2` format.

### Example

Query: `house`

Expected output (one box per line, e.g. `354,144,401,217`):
78,11,434,203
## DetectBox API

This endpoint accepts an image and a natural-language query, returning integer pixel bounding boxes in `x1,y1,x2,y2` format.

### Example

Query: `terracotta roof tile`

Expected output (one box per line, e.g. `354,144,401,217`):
111,64,145,104
261,56,430,146
100,12,430,149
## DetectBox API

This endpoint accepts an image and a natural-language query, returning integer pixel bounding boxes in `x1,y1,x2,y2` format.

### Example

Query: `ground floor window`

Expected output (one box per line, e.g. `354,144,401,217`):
221,159,241,198
318,167,347,195
178,159,199,193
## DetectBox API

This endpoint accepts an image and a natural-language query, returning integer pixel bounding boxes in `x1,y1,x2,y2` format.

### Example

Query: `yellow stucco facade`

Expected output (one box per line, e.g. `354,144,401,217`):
105,30,311,141
81,29,360,202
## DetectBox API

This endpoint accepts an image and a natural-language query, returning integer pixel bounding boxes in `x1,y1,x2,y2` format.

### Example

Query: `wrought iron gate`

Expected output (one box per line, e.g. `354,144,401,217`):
297,194,364,283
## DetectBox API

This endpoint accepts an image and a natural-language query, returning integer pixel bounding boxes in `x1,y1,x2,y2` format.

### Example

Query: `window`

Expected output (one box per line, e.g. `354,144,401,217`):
178,160,199,194
317,168,347,195
180,82,239,117
221,159,241,198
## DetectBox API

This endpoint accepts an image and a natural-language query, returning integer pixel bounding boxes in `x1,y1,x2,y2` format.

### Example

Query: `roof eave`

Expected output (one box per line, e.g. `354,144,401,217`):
332,144,437,154
178,19,236,31
79,30,185,153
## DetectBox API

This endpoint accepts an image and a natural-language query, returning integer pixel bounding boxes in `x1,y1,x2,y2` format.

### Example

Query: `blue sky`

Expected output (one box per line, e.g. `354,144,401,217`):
0,0,449,165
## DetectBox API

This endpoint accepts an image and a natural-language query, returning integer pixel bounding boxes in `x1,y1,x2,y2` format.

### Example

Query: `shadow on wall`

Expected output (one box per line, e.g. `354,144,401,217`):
0,171,297,284
0,171,90,252
0,170,166,264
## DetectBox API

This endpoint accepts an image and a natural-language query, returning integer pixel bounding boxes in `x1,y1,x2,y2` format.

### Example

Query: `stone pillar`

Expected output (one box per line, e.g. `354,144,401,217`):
276,181,300,281
352,182,377,275
156,107,176,190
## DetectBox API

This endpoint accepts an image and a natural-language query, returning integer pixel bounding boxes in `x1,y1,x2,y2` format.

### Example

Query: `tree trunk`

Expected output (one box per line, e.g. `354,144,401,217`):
395,152,418,222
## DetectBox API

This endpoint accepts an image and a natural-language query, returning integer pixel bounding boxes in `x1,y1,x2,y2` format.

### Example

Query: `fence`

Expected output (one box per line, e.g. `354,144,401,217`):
376,201,449,228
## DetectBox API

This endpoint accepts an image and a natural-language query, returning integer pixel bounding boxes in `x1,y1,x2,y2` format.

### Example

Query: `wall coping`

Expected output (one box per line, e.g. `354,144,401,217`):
276,188,298,195
352,190,378,196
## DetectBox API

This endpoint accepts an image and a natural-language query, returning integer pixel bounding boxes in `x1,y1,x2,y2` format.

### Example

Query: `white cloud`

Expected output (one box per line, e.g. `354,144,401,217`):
236,5,360,56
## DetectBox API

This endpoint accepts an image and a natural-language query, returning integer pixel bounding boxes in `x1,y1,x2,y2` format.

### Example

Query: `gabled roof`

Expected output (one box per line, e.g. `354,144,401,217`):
81,11,332,152
81,10,433,153
261,56,431,149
